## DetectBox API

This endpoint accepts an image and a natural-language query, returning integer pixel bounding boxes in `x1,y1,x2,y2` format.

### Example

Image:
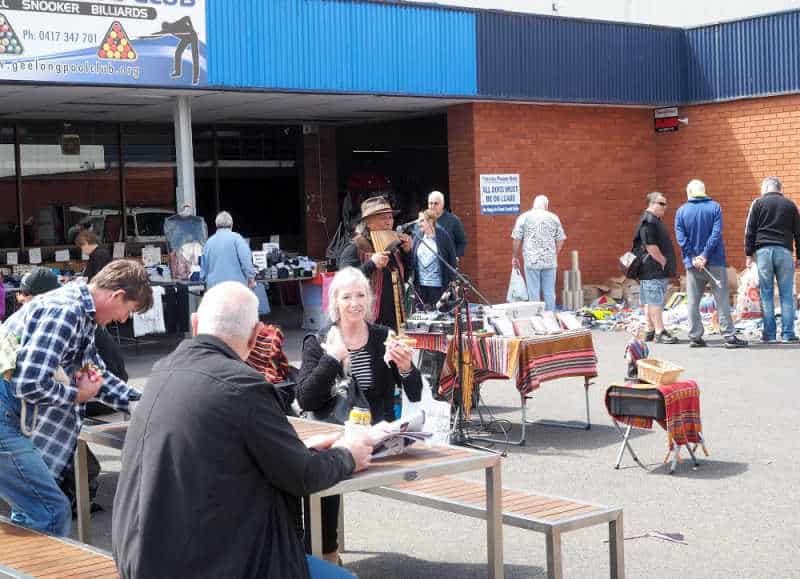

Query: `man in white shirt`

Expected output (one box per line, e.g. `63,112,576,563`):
511,195,567,311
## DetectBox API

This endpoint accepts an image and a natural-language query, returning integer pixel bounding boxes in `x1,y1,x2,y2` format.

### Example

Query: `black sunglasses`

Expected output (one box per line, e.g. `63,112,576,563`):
655,201,667,207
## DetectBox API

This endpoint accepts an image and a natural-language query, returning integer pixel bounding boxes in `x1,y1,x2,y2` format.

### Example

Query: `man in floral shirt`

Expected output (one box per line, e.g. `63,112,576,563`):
511,195,567,311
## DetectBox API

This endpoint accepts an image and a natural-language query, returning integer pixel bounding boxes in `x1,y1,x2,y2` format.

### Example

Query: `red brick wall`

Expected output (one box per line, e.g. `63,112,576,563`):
656,94,800,271
449,102,658,303
304,127,338,259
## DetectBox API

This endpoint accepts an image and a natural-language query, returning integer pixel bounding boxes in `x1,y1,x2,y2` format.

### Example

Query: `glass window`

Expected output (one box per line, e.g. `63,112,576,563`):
0,125,18,248
136,211,169,237
19,121,121,247
123,124,176,241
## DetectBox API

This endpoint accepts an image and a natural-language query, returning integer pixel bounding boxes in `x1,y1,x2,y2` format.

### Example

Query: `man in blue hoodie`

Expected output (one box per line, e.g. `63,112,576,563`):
675,179,748,348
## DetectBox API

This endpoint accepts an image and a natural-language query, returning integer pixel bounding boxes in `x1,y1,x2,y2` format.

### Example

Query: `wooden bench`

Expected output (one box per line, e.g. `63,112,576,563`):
362,476,624,579
0,518,119,579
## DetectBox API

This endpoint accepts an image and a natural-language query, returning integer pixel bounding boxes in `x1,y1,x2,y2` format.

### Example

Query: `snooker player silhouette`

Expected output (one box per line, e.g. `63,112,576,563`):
154,16,199,84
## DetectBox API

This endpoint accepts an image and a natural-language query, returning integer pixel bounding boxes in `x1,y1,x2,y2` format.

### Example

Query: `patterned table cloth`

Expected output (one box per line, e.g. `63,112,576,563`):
605,380,706,451
408,329,598,396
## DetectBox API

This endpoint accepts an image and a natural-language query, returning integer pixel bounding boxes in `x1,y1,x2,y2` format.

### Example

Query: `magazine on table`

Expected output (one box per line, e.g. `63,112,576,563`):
365,411,432,458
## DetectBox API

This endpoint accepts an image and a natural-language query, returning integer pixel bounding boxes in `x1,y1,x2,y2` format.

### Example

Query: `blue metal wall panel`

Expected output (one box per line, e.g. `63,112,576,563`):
686,10,800,103
206,0,477,96
477,13,685,106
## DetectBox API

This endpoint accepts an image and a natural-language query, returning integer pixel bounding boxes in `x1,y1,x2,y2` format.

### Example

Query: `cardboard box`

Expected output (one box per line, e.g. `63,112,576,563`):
623,285,641,308
582,285,603,304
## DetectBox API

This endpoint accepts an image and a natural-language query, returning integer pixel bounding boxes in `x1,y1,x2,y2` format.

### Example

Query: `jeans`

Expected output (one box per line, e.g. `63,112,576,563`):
686,265,735,339
0,379,71,536
524,267,556,311
755,246,796,340
640,278,669,307
306,555,355,578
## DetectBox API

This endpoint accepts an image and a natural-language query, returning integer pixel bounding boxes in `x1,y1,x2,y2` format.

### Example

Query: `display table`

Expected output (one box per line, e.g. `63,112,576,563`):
408,329,599,445
605,380,708,473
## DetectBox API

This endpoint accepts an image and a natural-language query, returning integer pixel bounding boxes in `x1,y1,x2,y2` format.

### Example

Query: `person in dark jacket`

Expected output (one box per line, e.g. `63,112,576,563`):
112,282,370,579
745,176,800,342
76,229,112,282
411,209,457,308
428,190,467,259
297,267,423,565
338,196,412,332
675,179,747,348
637,192,678,344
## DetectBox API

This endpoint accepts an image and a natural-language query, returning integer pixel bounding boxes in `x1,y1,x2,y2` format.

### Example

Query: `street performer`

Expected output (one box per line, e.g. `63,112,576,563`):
339,196,412,332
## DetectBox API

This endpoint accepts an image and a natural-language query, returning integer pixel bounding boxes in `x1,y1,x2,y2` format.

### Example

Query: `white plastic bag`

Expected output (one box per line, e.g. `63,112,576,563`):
401,376,451,446
506,267,528,302
736,263,761,319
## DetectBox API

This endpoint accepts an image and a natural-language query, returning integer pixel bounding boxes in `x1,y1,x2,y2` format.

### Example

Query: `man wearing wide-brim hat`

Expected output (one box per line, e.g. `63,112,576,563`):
339,196,412,331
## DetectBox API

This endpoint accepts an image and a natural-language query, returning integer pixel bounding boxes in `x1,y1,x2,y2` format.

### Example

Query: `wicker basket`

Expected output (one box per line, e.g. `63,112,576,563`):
636,358,684,385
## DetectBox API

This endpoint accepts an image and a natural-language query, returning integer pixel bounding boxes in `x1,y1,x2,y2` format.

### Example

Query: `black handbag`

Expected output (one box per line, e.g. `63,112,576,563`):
307,375,370,425
619,218,647,280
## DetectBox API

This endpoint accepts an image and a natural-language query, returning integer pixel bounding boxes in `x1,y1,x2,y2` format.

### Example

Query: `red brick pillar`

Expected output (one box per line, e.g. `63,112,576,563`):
447,104,479,280
448,103,517,304
304,127,338,259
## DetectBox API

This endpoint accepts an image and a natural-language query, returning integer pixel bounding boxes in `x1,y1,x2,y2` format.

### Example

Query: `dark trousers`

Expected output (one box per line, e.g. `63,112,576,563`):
417,285,445,308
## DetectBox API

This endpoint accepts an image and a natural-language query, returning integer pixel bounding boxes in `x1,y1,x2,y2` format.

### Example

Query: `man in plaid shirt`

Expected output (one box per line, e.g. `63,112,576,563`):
0,260,152,536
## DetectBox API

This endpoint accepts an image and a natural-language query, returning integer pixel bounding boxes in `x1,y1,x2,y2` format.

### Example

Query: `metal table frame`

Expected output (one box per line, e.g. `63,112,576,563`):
612,420,705,474
74,423,126,545
294,419,505,579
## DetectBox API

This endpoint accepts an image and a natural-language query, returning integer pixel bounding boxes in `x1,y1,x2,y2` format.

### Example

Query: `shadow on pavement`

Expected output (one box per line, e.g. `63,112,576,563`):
647,459,749,479
345,551,545,579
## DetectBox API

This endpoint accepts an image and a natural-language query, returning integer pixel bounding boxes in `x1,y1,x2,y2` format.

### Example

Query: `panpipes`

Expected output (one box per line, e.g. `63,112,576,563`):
370,229,407,332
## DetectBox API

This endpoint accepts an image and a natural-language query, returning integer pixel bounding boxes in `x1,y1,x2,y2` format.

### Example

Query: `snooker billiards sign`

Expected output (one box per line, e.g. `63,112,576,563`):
0,0,206,86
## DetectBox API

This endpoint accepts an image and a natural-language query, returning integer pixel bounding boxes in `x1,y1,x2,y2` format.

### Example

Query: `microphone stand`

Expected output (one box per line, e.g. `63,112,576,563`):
403,226,503,454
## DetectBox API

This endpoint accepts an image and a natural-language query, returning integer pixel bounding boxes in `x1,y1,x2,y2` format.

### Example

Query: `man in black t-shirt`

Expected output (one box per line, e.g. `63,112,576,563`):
637,192,678,344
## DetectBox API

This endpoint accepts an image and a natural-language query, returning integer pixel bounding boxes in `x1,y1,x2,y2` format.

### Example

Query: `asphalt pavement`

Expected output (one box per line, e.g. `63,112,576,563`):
4,326,798,578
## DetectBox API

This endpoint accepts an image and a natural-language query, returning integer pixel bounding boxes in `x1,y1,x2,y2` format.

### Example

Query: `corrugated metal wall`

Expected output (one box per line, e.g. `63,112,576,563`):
686,11,800,103
204,1,800,106
206,0,477,96
476,13,685,105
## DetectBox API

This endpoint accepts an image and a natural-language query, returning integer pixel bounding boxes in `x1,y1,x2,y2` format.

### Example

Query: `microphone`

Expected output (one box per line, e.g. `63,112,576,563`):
396,218,421,233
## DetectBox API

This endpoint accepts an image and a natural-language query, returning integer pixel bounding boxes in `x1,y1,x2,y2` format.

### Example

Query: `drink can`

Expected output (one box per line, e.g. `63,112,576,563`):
348,406,371,426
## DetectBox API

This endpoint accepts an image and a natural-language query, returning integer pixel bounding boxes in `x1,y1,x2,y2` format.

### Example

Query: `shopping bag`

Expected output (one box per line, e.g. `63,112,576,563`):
401,376,451,446
506,267,528,302
736,264,761,319
306,376,369,425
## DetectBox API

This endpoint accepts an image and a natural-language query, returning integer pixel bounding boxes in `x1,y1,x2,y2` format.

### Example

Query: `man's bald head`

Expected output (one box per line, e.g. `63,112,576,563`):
193,282,260,359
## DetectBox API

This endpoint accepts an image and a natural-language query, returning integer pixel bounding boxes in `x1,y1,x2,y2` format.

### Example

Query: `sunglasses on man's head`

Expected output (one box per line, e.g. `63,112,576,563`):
655,201,667,207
